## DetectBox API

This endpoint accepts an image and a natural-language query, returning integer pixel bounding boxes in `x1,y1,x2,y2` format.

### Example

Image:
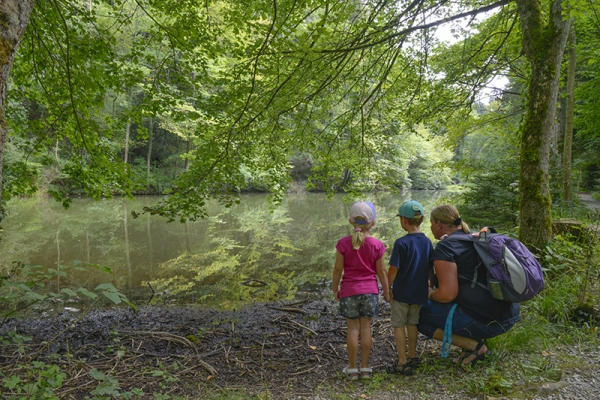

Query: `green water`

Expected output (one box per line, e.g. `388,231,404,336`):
0,191,457,309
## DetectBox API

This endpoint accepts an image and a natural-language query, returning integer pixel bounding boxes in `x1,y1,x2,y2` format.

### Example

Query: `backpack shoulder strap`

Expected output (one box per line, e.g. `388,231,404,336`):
444,231,487,290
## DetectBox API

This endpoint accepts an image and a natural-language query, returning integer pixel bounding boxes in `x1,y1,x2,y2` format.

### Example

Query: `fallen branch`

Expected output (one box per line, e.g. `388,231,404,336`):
287,320,318,336
265,306,307,315
289,365,318,376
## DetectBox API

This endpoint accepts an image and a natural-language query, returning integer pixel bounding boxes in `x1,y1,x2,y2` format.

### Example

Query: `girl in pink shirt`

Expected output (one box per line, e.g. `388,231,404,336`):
332,201,391,380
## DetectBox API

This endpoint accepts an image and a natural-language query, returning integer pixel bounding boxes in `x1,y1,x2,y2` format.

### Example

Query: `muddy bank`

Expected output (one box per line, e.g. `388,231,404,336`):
0,298,451,399
2,299,599,399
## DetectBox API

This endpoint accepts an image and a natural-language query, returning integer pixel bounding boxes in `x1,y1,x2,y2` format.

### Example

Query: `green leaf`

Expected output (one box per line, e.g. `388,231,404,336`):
102,291,122,304
95,283,117,291
60,288,78,297
77,287,98,299
2,375,22,389
89,368,106,381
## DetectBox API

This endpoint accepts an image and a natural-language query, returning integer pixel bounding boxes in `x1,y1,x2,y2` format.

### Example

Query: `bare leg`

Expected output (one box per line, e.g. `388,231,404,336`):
406,324,418,359
393,326,407,365
359,317,372,369
346,319,360,369
431,328,488,365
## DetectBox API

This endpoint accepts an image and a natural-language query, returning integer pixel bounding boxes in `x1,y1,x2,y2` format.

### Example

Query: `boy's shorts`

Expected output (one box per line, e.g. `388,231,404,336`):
391,300,421,327
338,294,379,319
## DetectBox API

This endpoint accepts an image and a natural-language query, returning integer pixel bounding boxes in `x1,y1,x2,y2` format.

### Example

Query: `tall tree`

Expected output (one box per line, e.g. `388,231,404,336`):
0,0,584,248
563,25,576,202
515,0,570,248
0,0,35,217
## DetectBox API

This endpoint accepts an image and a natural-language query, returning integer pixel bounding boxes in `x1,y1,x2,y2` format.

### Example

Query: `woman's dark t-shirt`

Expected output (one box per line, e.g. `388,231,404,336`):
433,231,520,324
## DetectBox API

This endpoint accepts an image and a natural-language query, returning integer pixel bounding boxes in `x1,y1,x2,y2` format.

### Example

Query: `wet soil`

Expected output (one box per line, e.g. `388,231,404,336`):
2,298,599,400
0,298,412,399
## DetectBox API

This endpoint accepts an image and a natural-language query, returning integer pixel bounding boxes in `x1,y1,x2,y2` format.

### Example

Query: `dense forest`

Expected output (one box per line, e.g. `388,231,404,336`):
1,0,599,247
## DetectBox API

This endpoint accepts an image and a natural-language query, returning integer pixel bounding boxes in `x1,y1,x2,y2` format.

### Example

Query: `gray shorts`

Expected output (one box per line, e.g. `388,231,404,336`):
391,300,421,327
338,294,379,319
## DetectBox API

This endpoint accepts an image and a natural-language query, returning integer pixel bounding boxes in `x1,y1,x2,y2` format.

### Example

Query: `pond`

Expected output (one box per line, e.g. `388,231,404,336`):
0,191,459,309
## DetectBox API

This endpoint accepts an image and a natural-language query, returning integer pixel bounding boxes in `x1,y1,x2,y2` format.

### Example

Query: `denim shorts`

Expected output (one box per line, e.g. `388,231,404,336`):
417,301,517,340
338,294,379,319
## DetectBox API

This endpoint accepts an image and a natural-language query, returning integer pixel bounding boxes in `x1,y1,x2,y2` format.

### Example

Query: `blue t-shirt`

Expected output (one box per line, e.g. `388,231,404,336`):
434,231,520,324
388,232,433,306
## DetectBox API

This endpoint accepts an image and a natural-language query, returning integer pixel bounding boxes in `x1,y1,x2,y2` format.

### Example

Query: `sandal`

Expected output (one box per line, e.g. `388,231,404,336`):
360,367,372,379
407,357,420,368
385,360,415,376
342,367,359,380
457,341,490,366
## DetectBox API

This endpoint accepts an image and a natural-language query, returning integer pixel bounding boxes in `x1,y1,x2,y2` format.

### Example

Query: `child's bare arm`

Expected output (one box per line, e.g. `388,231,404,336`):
376,257,391,302
331,251,344,300
388,265,398,288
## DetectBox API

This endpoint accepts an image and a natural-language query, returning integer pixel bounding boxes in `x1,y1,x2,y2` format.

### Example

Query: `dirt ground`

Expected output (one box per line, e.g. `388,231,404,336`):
2,296,599,400
0,298,456,399
0,299,357,398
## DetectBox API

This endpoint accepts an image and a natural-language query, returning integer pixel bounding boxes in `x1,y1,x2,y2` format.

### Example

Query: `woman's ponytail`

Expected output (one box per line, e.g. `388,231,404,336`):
431,205,470,234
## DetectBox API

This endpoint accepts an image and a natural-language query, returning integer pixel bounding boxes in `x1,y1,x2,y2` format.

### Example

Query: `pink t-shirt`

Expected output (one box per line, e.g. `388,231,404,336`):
335,235,387,298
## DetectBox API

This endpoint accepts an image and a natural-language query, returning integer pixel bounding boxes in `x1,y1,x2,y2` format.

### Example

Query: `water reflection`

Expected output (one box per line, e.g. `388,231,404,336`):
0,191,457,309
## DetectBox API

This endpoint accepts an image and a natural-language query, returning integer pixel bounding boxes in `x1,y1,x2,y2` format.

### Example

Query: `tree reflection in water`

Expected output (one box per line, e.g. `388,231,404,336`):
0,191,454,309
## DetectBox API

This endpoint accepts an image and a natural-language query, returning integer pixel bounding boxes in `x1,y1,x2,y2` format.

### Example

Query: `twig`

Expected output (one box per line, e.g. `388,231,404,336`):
265,306,307,315
329,343,340,357
290,365,318,376
287,320,318,336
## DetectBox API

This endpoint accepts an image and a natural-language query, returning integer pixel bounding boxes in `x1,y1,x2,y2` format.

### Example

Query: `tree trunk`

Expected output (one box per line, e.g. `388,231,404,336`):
515,0,570,249
184,140,191,172
0,0,35,210
563,25,576,202
124,120,131,164
146,117,153,189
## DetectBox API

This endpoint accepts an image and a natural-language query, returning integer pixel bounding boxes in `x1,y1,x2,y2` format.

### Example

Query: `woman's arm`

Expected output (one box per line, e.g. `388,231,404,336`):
428,260,458,303
332,251,344,300
376,257,391,302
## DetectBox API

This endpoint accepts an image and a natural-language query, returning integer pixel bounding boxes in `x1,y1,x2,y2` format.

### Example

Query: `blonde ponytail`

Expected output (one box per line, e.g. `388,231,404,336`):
351,223,372,249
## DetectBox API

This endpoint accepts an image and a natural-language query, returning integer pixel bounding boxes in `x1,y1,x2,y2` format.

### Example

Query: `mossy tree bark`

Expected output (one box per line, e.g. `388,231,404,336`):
0,0,34,212
515,0,570,249
563,26,576,203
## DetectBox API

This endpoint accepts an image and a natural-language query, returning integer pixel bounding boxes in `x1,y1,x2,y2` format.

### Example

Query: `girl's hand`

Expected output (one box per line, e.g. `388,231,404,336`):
383,291,392,303
332,289,340,301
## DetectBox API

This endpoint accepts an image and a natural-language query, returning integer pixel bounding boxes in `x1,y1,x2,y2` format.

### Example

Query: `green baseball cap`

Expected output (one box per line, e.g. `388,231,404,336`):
397,200,425,218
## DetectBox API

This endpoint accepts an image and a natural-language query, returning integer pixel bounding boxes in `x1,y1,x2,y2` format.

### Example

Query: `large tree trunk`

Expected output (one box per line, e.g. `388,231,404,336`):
515,0,570,249
563,25,576,202
0,0,35,211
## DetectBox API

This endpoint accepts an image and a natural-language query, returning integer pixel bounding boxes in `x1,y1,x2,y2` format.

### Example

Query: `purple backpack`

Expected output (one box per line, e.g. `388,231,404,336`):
454,228,545,302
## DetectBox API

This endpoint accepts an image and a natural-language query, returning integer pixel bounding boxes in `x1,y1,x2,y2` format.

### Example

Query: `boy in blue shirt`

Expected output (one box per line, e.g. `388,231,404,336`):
386,200,433,375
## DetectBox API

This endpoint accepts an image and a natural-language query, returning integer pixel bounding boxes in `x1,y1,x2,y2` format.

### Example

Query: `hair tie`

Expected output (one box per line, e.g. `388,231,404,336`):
454,217,462,226
355,227,362,232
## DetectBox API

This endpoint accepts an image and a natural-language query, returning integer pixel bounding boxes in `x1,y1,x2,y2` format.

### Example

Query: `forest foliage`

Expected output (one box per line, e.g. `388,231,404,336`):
0,0,599,237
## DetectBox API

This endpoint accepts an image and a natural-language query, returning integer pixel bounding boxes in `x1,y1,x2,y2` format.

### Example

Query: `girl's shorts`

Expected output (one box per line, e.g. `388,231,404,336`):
338,294,379,319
